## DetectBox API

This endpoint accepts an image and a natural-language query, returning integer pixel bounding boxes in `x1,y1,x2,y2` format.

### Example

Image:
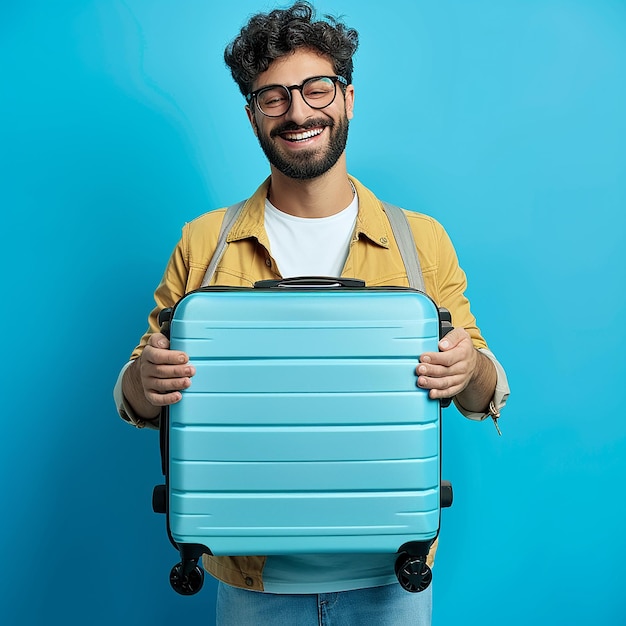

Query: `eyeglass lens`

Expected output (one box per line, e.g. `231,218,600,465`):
257,77,338,117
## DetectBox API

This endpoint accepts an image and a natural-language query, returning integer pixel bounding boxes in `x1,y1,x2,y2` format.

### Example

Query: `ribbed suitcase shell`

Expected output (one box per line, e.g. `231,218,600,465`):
167,286,442,556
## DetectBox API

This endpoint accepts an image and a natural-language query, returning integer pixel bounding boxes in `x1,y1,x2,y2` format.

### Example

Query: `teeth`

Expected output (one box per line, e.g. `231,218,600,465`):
283,128,323,142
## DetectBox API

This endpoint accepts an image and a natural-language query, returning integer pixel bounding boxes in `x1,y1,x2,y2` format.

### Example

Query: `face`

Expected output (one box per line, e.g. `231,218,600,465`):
246,48,355,180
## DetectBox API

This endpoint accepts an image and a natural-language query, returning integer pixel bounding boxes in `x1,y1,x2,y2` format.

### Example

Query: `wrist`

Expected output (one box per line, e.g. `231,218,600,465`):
456,350,496,414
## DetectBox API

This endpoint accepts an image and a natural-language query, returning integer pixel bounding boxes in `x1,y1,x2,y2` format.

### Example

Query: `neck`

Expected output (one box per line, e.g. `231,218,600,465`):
267,157,354,218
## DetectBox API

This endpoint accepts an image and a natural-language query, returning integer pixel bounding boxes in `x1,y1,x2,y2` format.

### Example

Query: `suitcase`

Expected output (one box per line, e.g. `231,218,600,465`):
152,277,453,595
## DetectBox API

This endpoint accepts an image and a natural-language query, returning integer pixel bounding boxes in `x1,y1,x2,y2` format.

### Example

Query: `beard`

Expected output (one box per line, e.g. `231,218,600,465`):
256,113,350,180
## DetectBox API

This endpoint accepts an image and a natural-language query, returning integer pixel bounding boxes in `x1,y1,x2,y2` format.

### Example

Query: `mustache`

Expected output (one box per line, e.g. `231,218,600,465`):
270,119,334,138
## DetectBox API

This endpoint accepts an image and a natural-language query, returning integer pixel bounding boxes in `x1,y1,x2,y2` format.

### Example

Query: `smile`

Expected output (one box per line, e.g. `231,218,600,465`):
281,127,325,142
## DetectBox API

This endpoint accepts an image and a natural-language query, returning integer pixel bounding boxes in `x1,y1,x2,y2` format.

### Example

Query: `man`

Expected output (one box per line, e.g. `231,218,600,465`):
114,2,509,624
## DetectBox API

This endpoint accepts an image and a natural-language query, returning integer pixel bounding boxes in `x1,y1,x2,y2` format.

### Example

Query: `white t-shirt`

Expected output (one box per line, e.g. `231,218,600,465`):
264,193,358,277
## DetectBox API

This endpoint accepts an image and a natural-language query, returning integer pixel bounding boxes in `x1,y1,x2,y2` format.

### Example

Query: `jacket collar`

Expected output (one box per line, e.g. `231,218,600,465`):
226,175,391,250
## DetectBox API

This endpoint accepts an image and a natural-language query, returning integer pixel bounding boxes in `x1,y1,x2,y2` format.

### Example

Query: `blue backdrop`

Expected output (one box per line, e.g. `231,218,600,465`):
2,1,625,624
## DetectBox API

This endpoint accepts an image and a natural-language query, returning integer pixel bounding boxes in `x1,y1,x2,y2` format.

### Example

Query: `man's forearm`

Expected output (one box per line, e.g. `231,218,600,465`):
455,350,497,414
122,358,160,420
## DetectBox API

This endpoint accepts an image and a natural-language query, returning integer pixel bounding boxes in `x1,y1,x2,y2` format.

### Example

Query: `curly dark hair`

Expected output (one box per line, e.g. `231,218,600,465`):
224,1,359,97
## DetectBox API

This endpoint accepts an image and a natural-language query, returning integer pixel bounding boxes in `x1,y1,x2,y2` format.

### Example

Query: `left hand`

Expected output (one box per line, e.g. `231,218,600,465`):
416,327,478,400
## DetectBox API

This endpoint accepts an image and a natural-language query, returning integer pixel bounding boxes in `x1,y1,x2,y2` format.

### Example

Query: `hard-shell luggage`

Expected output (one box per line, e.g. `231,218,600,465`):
152,276,453,595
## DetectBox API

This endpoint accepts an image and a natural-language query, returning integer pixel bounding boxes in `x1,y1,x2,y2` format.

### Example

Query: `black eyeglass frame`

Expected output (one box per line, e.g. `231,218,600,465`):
245,75,348,118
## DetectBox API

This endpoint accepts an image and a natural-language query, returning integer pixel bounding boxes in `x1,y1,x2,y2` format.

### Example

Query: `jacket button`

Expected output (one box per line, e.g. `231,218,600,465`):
380,237,388,244
244,577,254,587
265,258,271,267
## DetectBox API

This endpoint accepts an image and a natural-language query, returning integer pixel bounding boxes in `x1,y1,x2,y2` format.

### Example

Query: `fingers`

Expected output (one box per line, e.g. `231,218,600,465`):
416,328,477,399
418,337,474,373
417,359,469,381
141,366,194,406
417,371,469,400
438,326,470,351
143,388,185,407
417,361,472,399
140,333,195,406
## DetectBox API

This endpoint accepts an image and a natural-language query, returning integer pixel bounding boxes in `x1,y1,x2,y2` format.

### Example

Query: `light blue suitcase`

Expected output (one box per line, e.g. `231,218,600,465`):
153,277,453,595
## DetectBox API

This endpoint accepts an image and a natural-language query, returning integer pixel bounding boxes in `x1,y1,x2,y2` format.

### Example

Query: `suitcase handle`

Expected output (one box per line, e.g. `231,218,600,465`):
254,276,366,289
158,307,173,339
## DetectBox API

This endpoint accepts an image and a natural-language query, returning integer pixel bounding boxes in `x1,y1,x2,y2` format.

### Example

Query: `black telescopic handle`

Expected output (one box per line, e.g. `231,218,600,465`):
254,276,366,289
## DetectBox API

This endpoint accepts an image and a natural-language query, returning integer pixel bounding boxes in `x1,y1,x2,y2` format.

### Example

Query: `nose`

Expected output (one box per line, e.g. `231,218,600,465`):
284,88,313,123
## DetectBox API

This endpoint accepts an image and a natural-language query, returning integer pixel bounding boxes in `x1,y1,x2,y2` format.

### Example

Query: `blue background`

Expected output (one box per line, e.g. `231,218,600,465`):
2,1,625,624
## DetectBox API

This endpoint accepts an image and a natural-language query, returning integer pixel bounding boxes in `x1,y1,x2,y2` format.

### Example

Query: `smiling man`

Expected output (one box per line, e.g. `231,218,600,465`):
114,2,509,625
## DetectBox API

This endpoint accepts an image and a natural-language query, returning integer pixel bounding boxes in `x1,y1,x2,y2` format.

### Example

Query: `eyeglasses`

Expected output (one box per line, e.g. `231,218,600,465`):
246,75,348,118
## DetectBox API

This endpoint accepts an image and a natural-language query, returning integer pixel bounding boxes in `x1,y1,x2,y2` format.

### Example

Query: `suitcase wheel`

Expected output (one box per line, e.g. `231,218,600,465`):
394,553,432,593
169,562,204,595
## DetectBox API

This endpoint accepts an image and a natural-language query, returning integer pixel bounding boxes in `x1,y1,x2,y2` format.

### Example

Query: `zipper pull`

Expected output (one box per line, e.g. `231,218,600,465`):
487,401,502,436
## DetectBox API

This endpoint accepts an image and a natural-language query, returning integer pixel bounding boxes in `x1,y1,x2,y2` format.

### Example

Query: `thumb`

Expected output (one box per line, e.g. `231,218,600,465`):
148,332,170,350
438,326,466,351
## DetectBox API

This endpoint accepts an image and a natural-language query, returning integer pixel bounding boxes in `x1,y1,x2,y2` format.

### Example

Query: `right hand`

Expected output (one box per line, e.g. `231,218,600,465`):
138,332,196,407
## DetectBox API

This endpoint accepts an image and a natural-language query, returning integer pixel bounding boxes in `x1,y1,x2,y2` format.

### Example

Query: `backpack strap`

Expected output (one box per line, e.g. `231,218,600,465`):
201,199,425,291
200,201,246,287
381,202,425,292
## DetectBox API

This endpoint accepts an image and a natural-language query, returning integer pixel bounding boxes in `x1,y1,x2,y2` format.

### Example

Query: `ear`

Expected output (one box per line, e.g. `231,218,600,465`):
245,104,259,136
344,84,355,120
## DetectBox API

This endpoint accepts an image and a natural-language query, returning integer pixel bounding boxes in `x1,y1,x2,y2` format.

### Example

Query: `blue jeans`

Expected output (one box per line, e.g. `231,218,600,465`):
216,581,432,626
